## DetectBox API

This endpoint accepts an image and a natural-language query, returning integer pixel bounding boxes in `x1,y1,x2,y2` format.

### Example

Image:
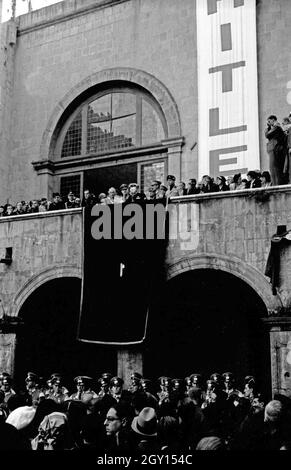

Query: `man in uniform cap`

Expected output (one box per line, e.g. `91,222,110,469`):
201,379,216,409
210,373,223,388
185,376,193,396
0,372,11,388
1,375,16,403
70,376,98,403
120,184,129,203
190,373,203,389
109,377,123,402
109,377,132,404
24,372,44,405
47,374,69,405
165,175,179,199
140,379,153,394
222,372,241,397
98,373,113,398
157,376,171,406
128,372,143,394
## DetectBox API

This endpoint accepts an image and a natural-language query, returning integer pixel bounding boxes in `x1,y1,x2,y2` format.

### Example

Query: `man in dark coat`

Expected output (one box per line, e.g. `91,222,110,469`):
265,115,287,185
48,193,66,211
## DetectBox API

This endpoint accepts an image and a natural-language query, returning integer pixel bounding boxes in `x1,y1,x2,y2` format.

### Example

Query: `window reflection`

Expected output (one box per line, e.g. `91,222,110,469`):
61,90,165,158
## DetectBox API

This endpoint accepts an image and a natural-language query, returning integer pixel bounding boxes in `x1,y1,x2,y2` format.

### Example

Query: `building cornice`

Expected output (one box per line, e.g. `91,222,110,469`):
17,0,129,36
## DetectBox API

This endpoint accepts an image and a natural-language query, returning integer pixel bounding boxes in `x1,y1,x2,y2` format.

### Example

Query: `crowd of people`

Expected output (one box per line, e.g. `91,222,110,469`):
0,370,290,452
0,112,290,217
0,170,277,218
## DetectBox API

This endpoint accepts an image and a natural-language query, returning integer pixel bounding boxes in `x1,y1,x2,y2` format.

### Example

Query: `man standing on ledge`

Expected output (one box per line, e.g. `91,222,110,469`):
265,115,287,186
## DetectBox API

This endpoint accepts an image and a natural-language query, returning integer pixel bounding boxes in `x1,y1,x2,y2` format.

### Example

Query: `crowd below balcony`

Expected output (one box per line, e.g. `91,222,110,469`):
0,370,291,451
0,169,278,218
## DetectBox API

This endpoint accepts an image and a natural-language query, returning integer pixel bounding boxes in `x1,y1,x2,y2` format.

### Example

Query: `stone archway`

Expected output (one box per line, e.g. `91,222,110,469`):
14,275,116,387
167,253,282,315
11,265,81,317
40,67,182,160
145,265,272,397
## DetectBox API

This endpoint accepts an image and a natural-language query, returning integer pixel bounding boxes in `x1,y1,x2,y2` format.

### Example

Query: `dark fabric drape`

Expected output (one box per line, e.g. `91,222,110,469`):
265,232,291,295
78,201,167,344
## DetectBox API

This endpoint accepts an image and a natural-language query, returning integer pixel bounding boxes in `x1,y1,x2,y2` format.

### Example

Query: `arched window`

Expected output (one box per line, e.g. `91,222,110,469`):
58,88,167,159
48,85,174,199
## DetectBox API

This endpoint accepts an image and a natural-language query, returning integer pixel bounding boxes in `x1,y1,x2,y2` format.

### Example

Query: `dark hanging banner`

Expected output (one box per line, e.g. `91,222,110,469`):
77,201,168,345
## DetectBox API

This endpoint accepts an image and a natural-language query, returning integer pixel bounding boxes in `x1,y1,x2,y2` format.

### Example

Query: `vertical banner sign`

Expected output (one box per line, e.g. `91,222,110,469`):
196,0,259,178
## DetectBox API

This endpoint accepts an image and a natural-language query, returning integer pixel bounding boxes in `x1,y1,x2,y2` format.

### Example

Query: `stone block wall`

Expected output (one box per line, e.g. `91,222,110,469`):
6,0,197,203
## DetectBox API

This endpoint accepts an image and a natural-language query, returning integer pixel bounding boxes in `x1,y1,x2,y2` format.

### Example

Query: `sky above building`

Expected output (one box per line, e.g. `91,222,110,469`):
2,0,63,22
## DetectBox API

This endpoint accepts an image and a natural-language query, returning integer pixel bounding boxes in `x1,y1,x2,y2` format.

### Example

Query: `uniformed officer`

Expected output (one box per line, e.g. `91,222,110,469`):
0,372,11,389
222,372,241,397
157,376,171,406
243,375,257,402
25,371,44,405
98,372,113,398
190,373,203,389
140,378,153,394
109,376,124,402
210,373,223,388
70,376,98,403
201,379,216,409
47,374,69,404
185,376,192,396
128,372,143,394
1,375,16,403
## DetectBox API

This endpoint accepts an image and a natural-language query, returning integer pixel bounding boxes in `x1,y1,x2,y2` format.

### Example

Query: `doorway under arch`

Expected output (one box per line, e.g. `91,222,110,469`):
144,269,271,397
15,277,116,390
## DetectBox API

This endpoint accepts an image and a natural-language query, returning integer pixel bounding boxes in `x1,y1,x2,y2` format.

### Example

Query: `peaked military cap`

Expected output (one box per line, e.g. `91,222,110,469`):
74,375,92,385
50,372,62,380
166,175,176,181
110,376,124,387
130,372,142,381
140,378,152,386
25,372,38,382
2,376,12,384
210,373,222,382
244,375,255,384
206,379,215,387
0,372,11,380
100,372,113,382
171,378,183,388
158,376,171,386
185,376,192,385
222,372,234,381
190,373,202,382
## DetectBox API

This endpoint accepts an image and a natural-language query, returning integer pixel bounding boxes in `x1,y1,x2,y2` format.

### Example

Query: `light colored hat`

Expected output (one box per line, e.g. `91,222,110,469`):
6,405,36,430
264,400,283,423
131,407,157,437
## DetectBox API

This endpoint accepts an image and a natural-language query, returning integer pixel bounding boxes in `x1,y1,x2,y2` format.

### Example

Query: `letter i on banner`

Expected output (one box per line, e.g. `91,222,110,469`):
196,0,260,179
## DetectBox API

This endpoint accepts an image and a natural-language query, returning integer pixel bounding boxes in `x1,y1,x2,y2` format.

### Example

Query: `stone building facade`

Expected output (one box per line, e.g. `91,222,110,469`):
0,0,291,395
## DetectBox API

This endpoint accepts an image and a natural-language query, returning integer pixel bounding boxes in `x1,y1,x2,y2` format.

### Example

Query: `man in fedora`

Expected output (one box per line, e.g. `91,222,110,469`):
131,407,159,454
